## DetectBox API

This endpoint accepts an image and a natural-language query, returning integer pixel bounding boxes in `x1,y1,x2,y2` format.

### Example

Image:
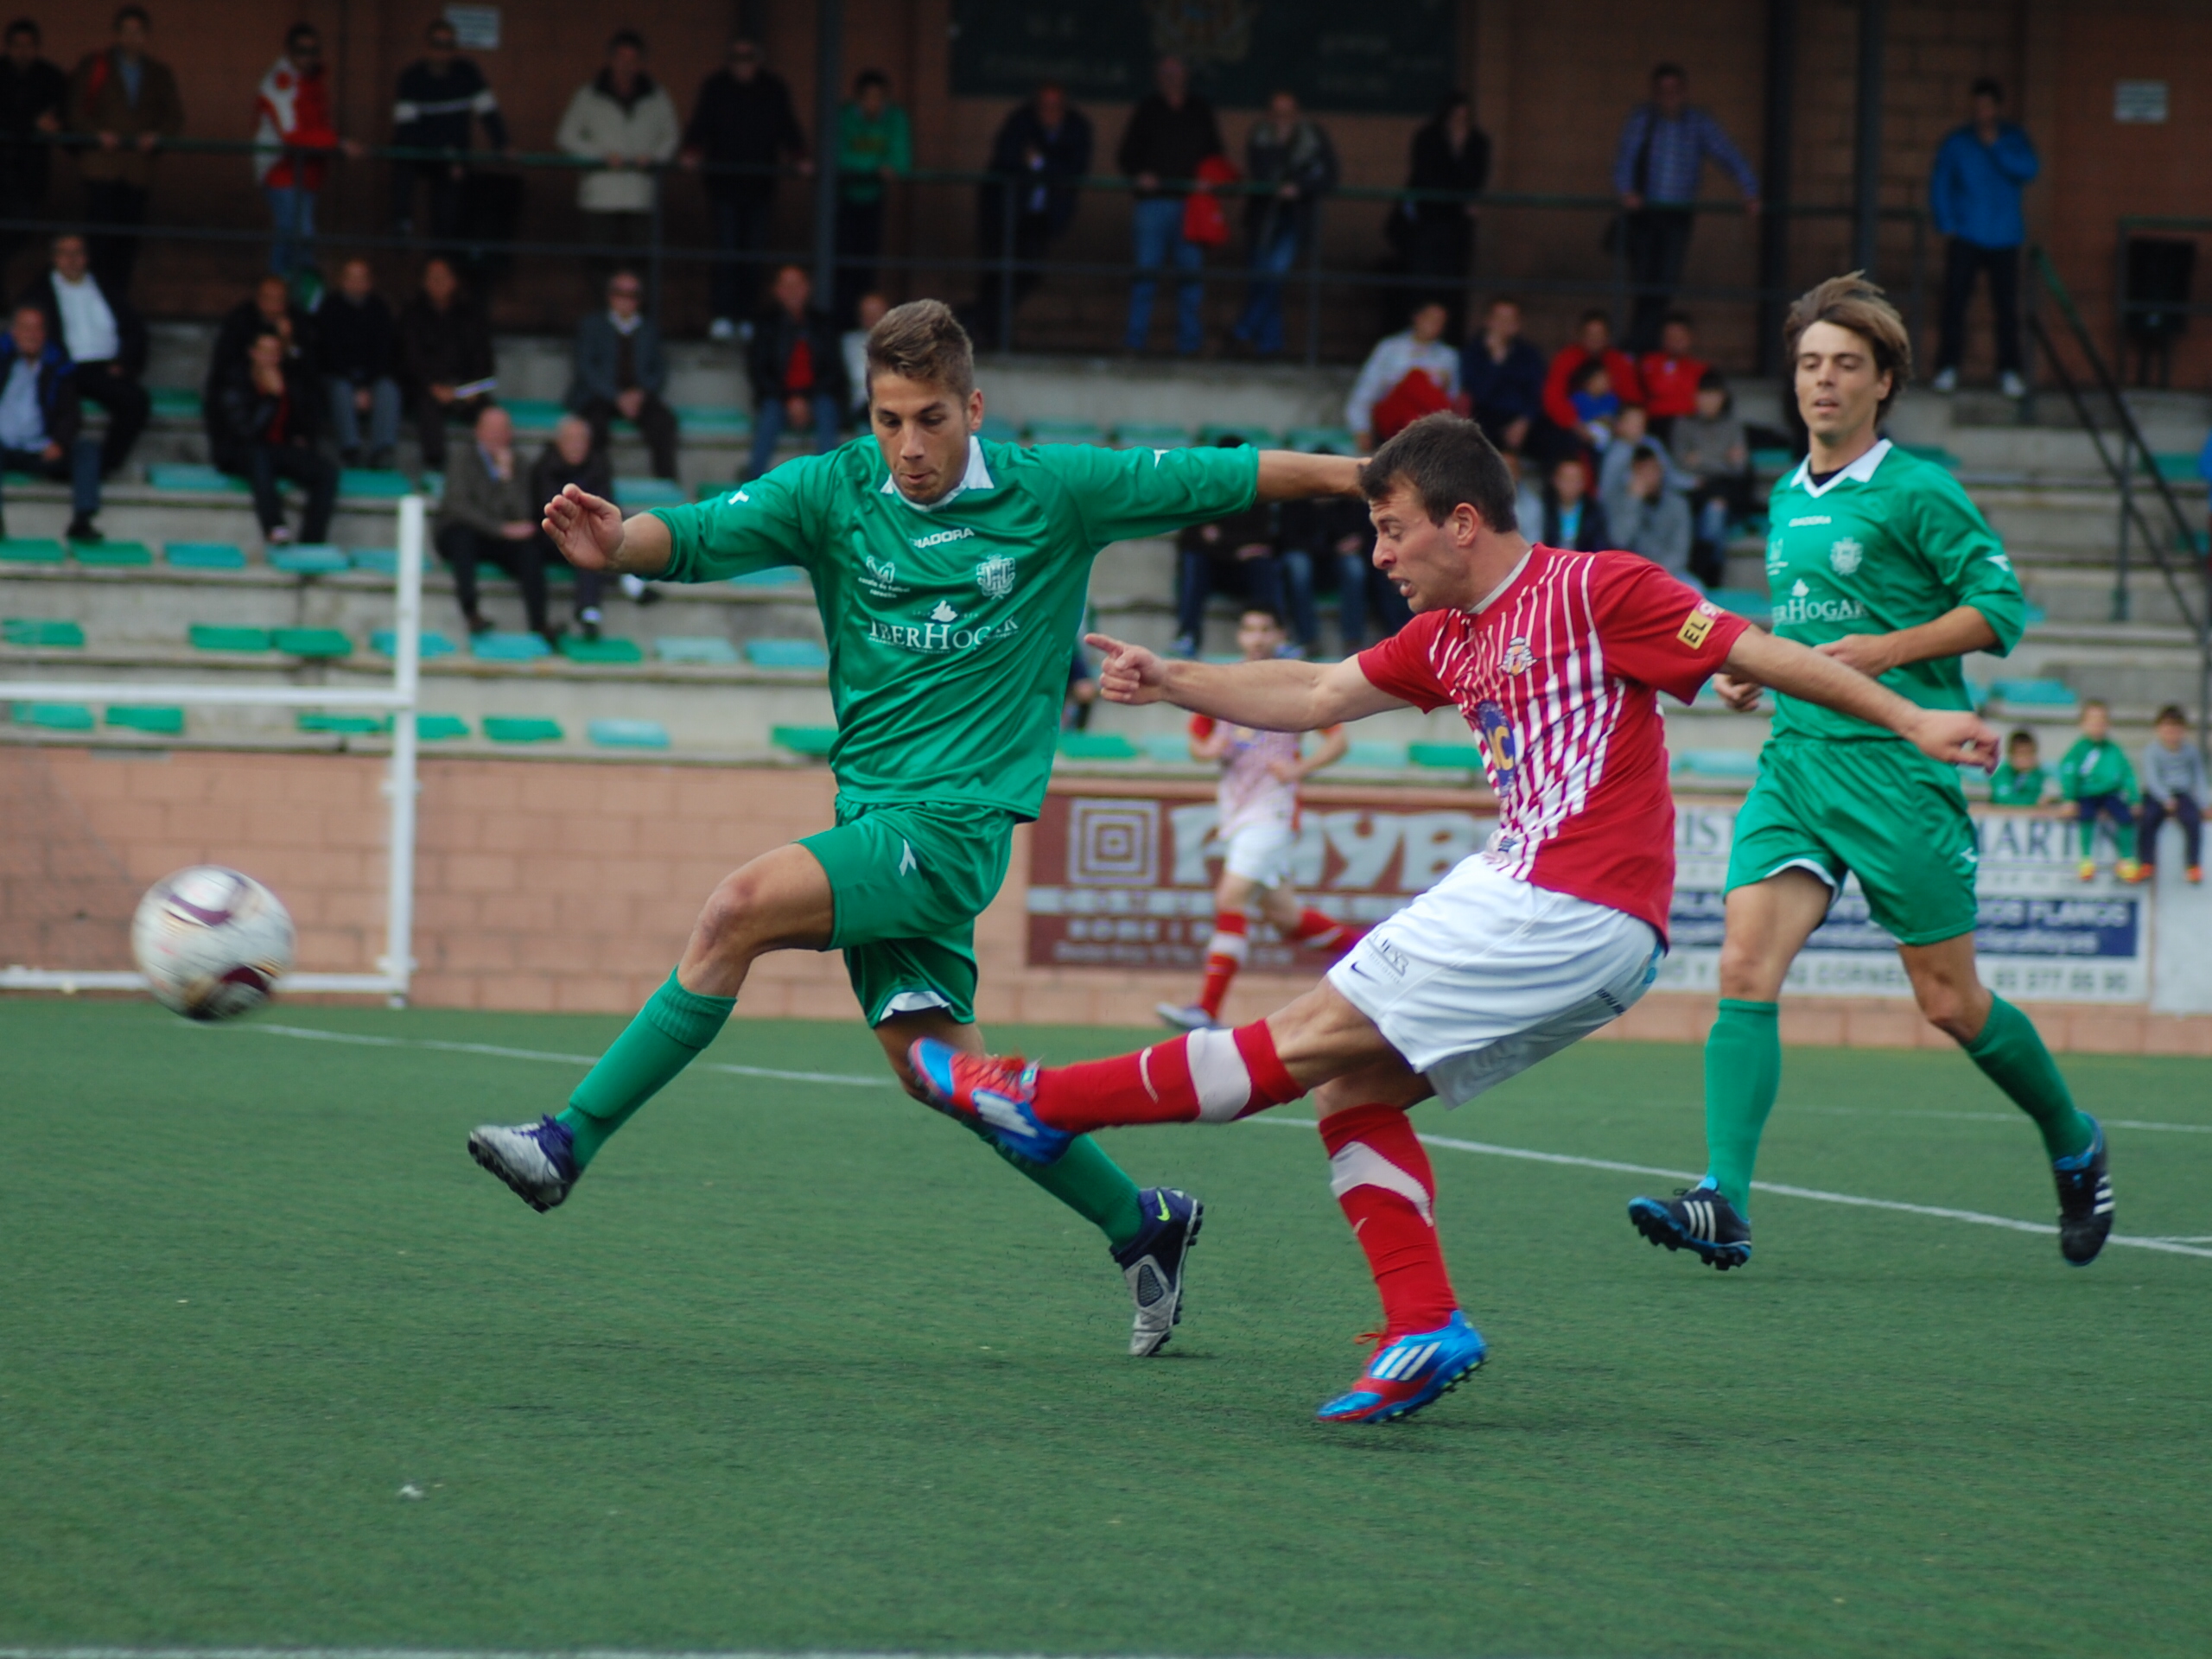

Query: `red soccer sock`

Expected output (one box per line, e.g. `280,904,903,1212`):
1289,907,1362,962
1032,1020,1304,1133
1198,912,1249,1019
1320,1103,1459,1339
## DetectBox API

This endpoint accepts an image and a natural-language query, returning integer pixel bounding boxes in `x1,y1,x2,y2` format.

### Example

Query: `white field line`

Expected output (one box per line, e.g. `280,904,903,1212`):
0,1651,1022,1659
1249,1118,2212,1261
227,1021,892,1089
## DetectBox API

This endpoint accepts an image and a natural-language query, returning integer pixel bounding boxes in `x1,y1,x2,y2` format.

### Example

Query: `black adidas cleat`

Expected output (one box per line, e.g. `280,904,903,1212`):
1628,1184,1752,1269
2053,1116,2113,1267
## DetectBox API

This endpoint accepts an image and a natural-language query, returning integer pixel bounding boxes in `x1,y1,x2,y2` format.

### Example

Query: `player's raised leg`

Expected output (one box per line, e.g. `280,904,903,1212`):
467,842,834,1211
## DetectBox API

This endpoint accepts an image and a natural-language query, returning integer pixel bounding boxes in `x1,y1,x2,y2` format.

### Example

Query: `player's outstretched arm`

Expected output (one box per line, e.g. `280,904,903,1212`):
542,483,673,576
1726,627,1999,770
1254,450,1364,503
1085,632,1403,733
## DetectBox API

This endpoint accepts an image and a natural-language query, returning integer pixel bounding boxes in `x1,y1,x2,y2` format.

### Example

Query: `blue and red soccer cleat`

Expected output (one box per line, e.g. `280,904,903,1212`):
1315,1311,1488,1424
907,1038,1073,1165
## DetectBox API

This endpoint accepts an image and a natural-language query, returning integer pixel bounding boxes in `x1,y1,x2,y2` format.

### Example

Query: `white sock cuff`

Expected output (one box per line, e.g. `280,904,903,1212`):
1185,1027,1254,1122
1205,931,1249,963
1327,1140,1435,1224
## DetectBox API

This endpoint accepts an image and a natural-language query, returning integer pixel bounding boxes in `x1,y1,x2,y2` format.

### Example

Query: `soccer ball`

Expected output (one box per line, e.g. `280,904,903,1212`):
130,866,296,1021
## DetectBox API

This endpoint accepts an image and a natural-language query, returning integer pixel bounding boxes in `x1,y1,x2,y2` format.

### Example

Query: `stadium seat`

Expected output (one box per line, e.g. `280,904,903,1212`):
1409,741,1484,770
370,628,455,658
472,631,551,661
745,638,829,671
2148,452,2199,482
674,405,750,436
1115,421,1191,449
1895,443,1961,472
977,415,1019,443
11,700,94,729
770,723,837,757
652,635,739,665
1198,423,1274,448
147,463,246,493
189,624,273,652
503,399,565,435
1056,731,1140,760
1139,731,1194,764
1749,446,1796,473
1674,749,1762,779
272,627,353,658
1287,426,1357,454
348,547,397,574
420,471,443,499
613,476,686,508
0,537,65,563
73,540,152,567
1344,741,1408,768
588,717,670,749
107,705,184,735
483,715,564,743
270,544,351,575
1706,588,1773,621
1990,677,2078,708
339,468,413,499
164,542,247,569
3,618,85,647
297,711,387,734
1027,418,1106,446
728,565,808,587
147,386,200,420
415,713,469,741
560,634,644,664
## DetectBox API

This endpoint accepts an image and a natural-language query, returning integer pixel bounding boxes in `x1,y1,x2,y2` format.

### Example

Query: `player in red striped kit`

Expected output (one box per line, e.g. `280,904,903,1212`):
911,413,1998,1423
1157,604,1354,1032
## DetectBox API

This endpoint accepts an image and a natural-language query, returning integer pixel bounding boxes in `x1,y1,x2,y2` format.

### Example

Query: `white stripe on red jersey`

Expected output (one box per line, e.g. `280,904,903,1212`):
1357,546,1746,939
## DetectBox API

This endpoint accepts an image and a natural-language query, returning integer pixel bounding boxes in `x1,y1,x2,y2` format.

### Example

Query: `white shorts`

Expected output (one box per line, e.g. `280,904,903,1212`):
1222,818,1295,887
1326,855,1662,1109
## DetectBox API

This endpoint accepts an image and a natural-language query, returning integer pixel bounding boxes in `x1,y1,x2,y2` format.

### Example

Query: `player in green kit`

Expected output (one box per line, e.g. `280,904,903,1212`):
1627,274,2115,1270
466,299,1364,1354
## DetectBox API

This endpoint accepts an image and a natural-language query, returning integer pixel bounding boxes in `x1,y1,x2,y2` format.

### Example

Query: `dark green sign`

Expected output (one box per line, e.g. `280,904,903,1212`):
949,0,1459,115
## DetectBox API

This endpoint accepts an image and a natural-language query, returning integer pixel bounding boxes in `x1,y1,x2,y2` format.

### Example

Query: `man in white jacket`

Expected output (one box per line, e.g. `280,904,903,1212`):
556,30,680,280
1344,300,1460,453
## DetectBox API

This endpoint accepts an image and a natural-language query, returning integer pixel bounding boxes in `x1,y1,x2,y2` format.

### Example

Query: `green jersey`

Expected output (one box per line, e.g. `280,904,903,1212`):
1988,761,2050,807
654,436,1259,818
2057,735,2138,802
1763,440,2025,742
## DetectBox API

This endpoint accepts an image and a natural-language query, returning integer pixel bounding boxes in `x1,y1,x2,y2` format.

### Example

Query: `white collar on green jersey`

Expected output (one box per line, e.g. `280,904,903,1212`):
880,436,995,513
1786,435,1891,498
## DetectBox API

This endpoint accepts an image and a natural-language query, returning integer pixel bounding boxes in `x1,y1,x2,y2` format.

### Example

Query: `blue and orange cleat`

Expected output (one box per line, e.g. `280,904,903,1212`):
1315,1311,1487,1425
907,1038,1073,1165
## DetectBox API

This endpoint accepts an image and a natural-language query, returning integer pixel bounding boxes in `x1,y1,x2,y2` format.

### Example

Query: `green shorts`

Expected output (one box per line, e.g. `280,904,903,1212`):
1725,737,1980,947
798,798,1016,1027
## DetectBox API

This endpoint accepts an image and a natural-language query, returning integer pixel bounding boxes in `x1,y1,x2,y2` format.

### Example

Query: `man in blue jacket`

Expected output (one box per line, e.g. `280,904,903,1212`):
1929,78,2038,398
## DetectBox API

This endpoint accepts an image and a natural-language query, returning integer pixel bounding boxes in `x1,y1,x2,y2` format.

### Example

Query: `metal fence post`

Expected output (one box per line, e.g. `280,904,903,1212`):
648,169,666,322
999,173,1016,353
2116,424,2134,623
1304,195,1325,368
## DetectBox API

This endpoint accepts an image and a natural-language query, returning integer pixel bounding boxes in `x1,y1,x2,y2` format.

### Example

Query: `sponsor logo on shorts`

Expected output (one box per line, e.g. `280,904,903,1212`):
1500,636,1535,675
1474,699,1520,791
1829,537,1864,575
975,554,1016,598
911,526,975,550
1361,934,1410,981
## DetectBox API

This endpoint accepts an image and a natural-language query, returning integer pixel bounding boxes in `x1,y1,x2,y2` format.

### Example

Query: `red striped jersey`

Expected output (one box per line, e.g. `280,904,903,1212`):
1189,715,1344,836
1357,546,1747,938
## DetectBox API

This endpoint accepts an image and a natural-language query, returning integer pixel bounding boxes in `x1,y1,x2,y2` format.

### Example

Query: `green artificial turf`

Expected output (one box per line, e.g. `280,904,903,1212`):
3,1000,2209,1656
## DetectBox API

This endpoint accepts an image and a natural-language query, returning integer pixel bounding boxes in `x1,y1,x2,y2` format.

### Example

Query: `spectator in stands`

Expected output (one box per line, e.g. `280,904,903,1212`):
531,411,612,639
207,327,335,547
66,6,182,293
2061,699,2140,882
397,255,493,471
1537,309,1641,463
834,69,911,326
208,272,316,398
1611,64,1758,353
1507,450,1544,541
1062,646,1097,732
2139,705,2206,883
1460,295,1545,454
570,266,678,480
841,289,886,426
1171,435,1283,658
1278,470,1405,655
1566,357,1621,450
1988,729,2052,808
681,36,811,343
971,81,1091,349
1117,56,1224,357
746,261,843,479
1595,403,1689,501
1537,454,1608,551
1395,92,1488,331
0,302,99,541
0,22,67,273
437,402,556,644
1673,369,1750,587
391,16,507,244
317,257,399,469
21,232,147,480
1230,90,1335,358
1929,77,2037,399
253,23,361,279
1604,443,1691,577
556,30,680,283
1637,312,1707,437
1345,299,1461,453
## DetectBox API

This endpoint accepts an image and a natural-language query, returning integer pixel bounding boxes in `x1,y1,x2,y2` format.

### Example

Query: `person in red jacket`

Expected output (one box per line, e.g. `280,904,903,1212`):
1637,312,1708,437
1536,308,1641,464
253,23,360,277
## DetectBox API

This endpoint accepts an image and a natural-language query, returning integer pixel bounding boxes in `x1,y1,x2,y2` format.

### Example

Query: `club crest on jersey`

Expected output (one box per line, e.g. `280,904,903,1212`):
1474,699,1519,790
974,554,1016,599
1829,537,1864,575
1500,636,1535,675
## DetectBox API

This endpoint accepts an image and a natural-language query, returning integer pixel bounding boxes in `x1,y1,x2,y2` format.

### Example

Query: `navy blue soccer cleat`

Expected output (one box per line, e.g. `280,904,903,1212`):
2053,1116,2114,1266
1115,1186,1204,1357
468,1114,581,1212
1628,1183,1752,1269
906,1038,1074,1165
1316,1312,1488,1424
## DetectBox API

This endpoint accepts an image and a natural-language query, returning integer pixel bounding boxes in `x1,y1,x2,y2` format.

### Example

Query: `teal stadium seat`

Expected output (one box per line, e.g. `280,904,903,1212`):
560,635,644,664
745,638,829,671
108,705,184,735
348,547,397,574
613,476,686,508
1990,677,2077,708
148,463,245,493
1344,741,1408,768
270,544,351,575
297,711,388,734
11,701,94,729
370,628,455,658
1056,732,1140,760
3,618,85,647
1674,749,1762,779
588,718,670,749
655,635,741,665
1409,741,1484,770
189,624,272,652
272,627,352,658
483,715,564,743
504,400,565,435
0,538,65,563
147,386,200,420
1706,588,1773,622
415,713,469,741
770,724,837,757
1140,731,1194,764
674,405,750,436
472,631,551,661
164,542,247,569
977,415,1020,443
73,540,152,567
339,469,412,499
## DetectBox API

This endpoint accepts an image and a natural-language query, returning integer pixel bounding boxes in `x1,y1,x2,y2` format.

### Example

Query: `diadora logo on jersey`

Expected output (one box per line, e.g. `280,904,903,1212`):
975,554,1016,598
1677,600,1719,649
1474,699,1519,790
861,554,904,597
1773,577,1866,624
1829,537,1864,575
1788,515,1832,528
911,526,974,550
1500,636,1535,675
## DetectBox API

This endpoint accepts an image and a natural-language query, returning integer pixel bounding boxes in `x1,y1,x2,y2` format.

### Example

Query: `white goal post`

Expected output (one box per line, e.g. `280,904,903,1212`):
0,494,426,1004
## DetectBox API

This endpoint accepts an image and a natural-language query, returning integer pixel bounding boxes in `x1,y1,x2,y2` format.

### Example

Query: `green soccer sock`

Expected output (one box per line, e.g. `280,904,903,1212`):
1703,998,1782,1213
1965,995,2095,1162
556,969,736,1170
979,1128,1147,1249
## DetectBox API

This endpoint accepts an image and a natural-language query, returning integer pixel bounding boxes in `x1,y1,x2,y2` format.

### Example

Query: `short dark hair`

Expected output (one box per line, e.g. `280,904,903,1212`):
1568,356,1609,392
1358,413,1517,535
5,18,39,42
1579,307,1611,329
1651,62,1687,84
855,67,890,94
1971,76,2004,102
2157,703,2189,726
285,22,318,49
2007,728,2037,749
1663,310,1694,331
1697,366,1727,391
865,297,975,401
608,28,645,53
1630,442,1665,467
1485,295,1521,313
112,5,149,30
1239,603,1285,629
